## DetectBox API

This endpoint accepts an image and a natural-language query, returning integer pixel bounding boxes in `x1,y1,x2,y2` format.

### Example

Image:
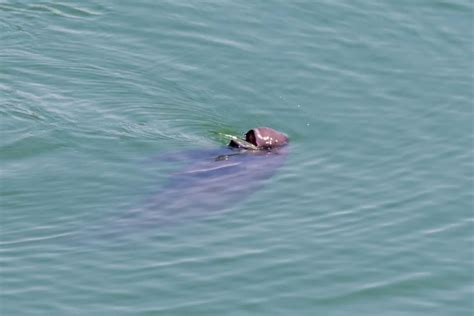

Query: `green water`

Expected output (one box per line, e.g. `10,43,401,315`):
1,1,473,315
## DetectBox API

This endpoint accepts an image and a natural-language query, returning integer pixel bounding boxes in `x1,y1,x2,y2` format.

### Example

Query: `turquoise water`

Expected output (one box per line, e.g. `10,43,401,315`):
1,0,473,315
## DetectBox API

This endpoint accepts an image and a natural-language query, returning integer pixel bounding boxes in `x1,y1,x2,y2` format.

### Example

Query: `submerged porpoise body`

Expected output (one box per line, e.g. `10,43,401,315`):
124,127,289,225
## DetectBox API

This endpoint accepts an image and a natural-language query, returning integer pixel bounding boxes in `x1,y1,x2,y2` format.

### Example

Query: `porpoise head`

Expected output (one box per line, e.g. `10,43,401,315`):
229,127,288,150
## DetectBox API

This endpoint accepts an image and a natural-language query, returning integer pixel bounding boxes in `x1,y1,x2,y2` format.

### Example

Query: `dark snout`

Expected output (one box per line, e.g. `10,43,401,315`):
228,127,288,150
245,127,288,148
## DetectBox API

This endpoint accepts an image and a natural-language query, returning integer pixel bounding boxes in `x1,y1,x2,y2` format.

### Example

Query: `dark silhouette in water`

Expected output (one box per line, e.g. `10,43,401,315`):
74,127,289,244
121,127,289,226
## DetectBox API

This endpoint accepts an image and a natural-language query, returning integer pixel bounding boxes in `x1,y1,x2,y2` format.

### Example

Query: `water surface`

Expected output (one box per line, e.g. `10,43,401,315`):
1,1,473,315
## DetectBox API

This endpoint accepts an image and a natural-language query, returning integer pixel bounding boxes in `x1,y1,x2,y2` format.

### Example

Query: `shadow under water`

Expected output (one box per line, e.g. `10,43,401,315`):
72,145,289,245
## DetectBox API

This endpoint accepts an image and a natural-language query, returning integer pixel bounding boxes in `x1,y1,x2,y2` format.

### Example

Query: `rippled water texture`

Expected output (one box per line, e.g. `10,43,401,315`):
1,1,473,315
